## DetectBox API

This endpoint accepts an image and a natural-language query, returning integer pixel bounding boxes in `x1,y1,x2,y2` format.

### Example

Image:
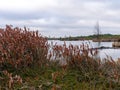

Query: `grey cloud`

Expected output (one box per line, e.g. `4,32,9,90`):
0,0,120,37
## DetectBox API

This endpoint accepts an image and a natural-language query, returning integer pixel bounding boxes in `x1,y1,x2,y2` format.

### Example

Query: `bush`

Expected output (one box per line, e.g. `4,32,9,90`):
0,25,48,70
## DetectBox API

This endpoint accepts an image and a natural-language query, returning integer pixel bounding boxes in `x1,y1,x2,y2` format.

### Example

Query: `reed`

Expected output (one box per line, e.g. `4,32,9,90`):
0,25,120,89
0,25,48,70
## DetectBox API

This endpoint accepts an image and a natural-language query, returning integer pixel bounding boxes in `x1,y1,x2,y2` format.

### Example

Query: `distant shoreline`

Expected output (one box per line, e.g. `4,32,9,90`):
47,34,120,42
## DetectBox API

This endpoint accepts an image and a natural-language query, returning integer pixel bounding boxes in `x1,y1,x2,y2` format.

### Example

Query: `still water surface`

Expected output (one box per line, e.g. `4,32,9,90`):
48,40,120,60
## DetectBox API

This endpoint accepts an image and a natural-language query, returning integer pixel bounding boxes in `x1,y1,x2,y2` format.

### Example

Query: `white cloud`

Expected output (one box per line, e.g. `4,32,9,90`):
100,20,120,28
0,0,59,12
0,0,120,37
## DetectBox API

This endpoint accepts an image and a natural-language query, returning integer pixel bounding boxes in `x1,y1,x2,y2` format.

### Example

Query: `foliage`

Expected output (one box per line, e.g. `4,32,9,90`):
0,25,120,89
0,25,48,70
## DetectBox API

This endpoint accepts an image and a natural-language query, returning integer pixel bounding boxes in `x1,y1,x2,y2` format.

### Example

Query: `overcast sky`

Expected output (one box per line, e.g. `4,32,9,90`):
0,0,120,37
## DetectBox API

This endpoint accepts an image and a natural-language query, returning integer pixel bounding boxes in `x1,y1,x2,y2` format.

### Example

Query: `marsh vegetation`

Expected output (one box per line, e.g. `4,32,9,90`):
0,25,120,90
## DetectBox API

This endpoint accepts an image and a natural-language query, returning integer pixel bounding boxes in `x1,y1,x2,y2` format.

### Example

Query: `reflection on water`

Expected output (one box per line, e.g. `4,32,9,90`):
48,40,120,60
94,42,101,60
99,49,120,60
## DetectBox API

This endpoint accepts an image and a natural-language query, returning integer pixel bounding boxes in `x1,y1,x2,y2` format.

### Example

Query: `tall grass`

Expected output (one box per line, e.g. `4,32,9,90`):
0,25,48,70
49,42,120,89
0,25,120,89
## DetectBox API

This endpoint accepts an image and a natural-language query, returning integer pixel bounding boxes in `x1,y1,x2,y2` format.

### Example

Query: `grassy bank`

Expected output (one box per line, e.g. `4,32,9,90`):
0,26,120,90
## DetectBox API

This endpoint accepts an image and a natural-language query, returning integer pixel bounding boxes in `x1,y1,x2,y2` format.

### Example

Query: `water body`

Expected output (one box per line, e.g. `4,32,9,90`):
48,40,120,60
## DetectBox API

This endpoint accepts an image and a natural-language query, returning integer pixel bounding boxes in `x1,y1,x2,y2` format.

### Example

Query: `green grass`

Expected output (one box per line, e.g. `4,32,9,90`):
1,64,120,90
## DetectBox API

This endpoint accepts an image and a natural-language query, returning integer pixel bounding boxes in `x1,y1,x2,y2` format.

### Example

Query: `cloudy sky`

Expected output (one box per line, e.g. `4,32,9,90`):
0,0,120,37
